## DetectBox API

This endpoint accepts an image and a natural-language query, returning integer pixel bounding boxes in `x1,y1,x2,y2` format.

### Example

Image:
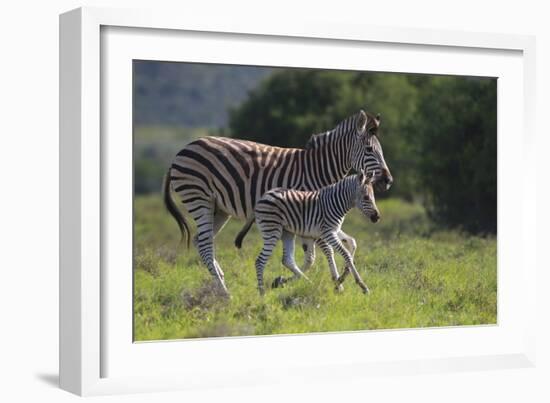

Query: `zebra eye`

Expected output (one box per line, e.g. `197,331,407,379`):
366,146,373,152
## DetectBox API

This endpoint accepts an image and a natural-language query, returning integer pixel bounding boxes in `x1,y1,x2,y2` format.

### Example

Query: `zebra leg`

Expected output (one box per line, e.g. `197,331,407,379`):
212,211,230,280
301,231,349,272
190,205,230,296
325,233,369,294
274,231,310,288
255,227,282,296
212,210,230,238
282,232,310,282
335,230,356,286
301,237,316,272
336,265,352,286
317,238,344,292
338,230,357,257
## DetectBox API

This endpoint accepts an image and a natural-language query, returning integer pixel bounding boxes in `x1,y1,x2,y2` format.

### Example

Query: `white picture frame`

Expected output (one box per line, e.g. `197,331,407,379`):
59,6,537,396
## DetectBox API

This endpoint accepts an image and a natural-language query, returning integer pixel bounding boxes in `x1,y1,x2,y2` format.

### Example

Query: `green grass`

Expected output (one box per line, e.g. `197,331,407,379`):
134,195,497,341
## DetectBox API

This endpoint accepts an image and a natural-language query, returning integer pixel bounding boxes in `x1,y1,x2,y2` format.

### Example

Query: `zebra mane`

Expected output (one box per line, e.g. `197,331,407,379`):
304,131,329,150
304,111,363,150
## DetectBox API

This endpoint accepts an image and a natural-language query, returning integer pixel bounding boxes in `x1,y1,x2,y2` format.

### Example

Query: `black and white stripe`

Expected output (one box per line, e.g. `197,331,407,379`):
253,172,379,295
163,110,391,295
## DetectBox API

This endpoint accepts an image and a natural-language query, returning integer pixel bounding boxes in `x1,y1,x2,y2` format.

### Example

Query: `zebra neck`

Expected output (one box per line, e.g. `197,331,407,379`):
301,131,352,189
321,176,357,219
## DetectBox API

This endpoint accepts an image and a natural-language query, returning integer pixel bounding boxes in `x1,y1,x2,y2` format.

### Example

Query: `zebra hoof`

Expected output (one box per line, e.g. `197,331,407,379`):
213,282,231,299
334,284,345,293
272,276,286,289
219,290,232,299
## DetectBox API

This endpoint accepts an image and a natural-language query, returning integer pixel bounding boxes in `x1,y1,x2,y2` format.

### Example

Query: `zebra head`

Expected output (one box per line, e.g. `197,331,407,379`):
356,170,380,223
350,110,393,192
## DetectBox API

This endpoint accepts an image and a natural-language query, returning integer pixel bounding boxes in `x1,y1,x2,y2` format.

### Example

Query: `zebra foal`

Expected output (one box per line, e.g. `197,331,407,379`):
254,171,380,295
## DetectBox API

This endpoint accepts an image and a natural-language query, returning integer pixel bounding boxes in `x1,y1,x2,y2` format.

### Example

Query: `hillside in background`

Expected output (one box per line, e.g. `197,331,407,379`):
134,61,273,128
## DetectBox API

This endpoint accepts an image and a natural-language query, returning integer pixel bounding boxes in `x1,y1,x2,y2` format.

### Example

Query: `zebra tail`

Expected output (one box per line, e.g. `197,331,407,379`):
162,170,191,248
234,216,255,249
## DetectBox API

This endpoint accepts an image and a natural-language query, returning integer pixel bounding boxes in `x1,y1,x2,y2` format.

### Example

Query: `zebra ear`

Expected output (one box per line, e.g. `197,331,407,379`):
375,113,381,123
356,110,368,133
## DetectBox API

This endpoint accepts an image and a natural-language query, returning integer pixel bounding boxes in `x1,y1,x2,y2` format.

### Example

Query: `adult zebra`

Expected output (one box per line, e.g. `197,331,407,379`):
163,110,392,296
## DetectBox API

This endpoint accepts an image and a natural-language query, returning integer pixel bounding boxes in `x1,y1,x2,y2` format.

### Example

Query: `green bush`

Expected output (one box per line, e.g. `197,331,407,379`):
229,70,358,148
413,77,497,233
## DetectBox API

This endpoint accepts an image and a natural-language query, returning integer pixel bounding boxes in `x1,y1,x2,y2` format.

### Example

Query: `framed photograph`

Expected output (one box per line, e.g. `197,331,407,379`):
59,6,537,396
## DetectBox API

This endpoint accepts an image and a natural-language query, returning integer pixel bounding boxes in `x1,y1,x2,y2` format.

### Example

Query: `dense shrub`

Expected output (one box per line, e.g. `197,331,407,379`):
413,77,497,233
229,70,358,148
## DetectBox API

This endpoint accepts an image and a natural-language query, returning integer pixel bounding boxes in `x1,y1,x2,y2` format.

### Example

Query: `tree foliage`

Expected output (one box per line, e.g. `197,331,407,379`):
413,77,497,233
229,70,359,148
